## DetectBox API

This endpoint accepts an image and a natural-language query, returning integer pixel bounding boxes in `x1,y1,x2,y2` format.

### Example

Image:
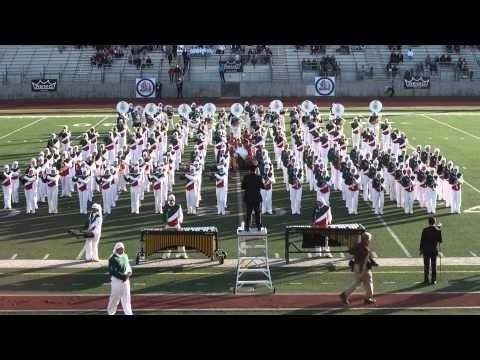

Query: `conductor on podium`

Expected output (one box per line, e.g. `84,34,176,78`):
241,162,265,231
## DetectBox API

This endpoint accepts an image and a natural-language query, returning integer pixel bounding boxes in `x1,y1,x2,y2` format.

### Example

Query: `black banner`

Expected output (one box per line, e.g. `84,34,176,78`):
31,79,58,92
404,76,430,89
223,61,243,73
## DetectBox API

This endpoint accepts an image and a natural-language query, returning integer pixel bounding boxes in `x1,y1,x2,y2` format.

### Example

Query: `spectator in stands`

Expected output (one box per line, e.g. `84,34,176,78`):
156,82,162,98
167,51,173,65
407,48,414,60
174,64,182,80
216,45,225,54
146,56,152,67
425,54,431,67
369,66,374,78
172,45,177,59
219,61,226,83
176,76,183,98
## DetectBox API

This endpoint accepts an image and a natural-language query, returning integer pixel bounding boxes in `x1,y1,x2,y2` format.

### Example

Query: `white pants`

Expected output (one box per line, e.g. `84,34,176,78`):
130,187,141,214
216,187,226,215
186,189,197,214
154,189,164,213
25,189,36,213
395,182,403,207
426,187,437,214
102,189,112,214
261,189,272,214
372,190,384,215
79,190,89,214
107,277,133,315
348,190,359,215
289,186,302,214
443,180,451,207
404,190,415,214
451,189,461,214
85,234,100,261
317,190,330,206
12,180,19,203
47,187,58,213
2,186,12,209
352,133,360,149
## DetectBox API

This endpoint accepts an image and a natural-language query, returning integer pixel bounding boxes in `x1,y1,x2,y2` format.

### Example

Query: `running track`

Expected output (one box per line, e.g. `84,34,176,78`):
1,293,480,311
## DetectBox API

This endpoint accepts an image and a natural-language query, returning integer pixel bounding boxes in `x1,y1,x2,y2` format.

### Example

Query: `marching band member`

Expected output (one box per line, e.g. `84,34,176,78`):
172,132,182,171
348,168,360,215
402,168,416,215
20,168,37,214
44,167,60,214
425,170,438,214
85,203,103,262
416,165,427,208
105,131,116,165
107,242,133,315
442,161,453,208
184,164,198,214
312,198,333,257
351,117,361,149
394,164,404,208
371,172,385,215
450,166,463,214
289,165,303,215
10,161,20,204
1,165,13,209
59,126,71,153
162,194,187,259
214,165,227,215
149,164,167,214
316,169,332,206
124,166,142,214
73,167,91,214
47,133,60,154
80,133,91,161
261,163,274,215
96,167,114,215
380,119,391,151
274,131,285,170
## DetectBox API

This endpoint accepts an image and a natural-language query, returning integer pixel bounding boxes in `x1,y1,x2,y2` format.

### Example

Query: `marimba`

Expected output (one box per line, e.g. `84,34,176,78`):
285,224,366,263
137,227,220,263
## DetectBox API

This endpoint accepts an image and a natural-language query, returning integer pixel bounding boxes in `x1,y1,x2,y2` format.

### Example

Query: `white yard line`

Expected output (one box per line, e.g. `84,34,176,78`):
74,115,111,140
10,253,17,260
0,116,47,140
469,251,478,257
375,214,412,257
76,246,86,260
421,114,480,141
42,254,50,260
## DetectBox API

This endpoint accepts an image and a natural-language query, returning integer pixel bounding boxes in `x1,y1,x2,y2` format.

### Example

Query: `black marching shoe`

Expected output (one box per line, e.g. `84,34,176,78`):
423,279,430,286
364,298,377,305
431,280,437,285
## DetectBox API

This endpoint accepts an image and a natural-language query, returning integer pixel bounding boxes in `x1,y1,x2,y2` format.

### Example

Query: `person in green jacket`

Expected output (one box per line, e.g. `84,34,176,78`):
107,242,133,315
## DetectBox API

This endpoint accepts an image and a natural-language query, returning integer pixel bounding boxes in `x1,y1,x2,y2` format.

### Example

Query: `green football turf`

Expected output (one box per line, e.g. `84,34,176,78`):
0,110,479,262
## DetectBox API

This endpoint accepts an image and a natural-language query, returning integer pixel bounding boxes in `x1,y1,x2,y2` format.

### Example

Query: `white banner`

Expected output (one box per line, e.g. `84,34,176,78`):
135,78,156,98
314,76,335,96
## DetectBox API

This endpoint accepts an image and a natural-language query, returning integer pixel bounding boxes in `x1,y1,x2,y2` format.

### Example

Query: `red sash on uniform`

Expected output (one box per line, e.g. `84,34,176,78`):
383,130,390,136
349,184,359,192
173,144,181,151
167,218,179,227
215,143,224,150
25,182,33,190
264,180,272,190
319,185,329,193
198,144,204,151
153,183,161,191
186,182,195,191
375,186,384,192
138,139,144,146
91,138,97,144
276,142,284,148
313,211,329,228
420,184,427,188
48,181,57,188
297,146,304,152
353,129,360,135
11,175,19,180
452,183,462,191
216,180,224,188
106,144,114,151
292,183,302,190
369,140,375,147
132,180,139,187
79,184,87,192
62,138,69,144
60,168,69,177
102,183,110,190
340,145,347,151
313,138,320,143
82,145,90,152
405,185,414,192
131,144,137,150
321,143,329,149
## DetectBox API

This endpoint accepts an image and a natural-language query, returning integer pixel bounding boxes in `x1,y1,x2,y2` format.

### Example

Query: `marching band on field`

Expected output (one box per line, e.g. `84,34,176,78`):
0,99,464,221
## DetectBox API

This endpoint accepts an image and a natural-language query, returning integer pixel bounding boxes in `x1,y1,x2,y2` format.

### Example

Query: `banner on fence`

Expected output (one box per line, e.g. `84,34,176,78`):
31,79,57,92
135,78,156,98
404,76,430,89
314,76,335,96
223,61,243,73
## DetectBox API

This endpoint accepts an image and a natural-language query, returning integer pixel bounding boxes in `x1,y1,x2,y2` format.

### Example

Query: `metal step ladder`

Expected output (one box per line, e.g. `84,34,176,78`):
234,225,274,294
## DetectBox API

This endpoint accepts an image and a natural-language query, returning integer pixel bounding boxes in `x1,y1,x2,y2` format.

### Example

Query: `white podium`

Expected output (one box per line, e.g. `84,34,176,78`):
234,225,274,294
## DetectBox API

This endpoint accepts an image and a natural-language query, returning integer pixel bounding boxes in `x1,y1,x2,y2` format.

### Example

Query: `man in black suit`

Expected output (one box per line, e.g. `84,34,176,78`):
420,217,443,285
241,163,265,231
